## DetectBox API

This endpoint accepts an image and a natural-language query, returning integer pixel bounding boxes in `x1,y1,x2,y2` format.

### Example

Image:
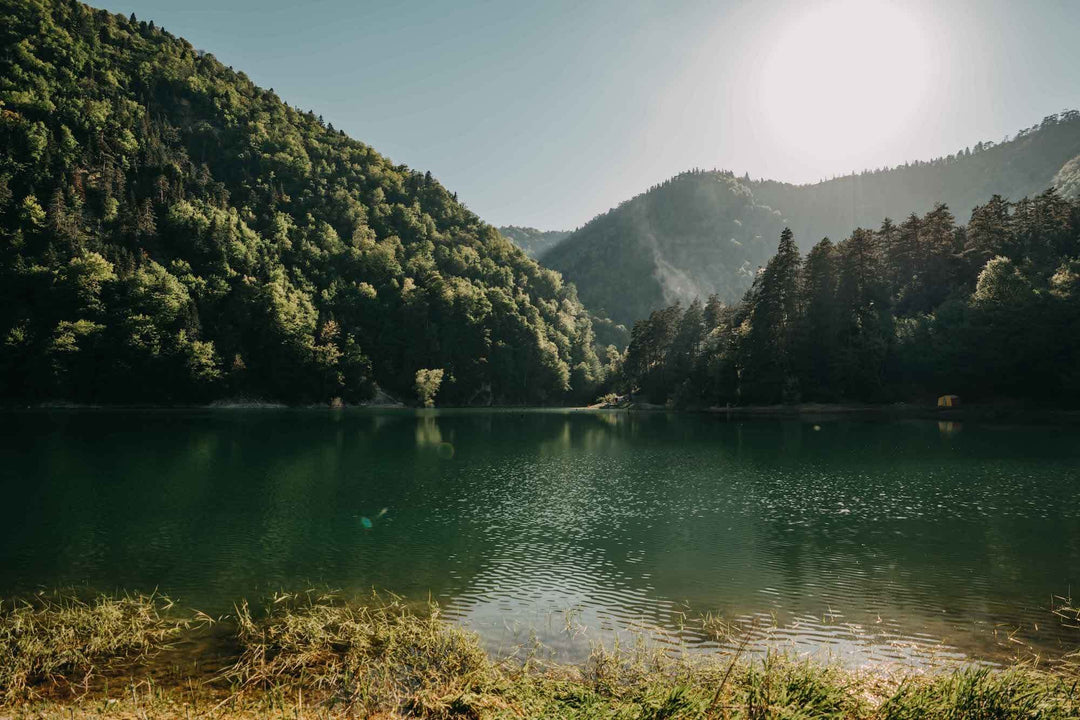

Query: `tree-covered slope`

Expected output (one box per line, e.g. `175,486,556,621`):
0,0,605,405
544,113,1080,328
1054,154,1080,200
541,171,786,327
497,225,569,258
751,111,1080,246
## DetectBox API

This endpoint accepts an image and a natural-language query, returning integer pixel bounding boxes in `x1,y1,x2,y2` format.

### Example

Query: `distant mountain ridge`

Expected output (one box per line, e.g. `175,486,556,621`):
750,111,1080,245
542,171,784,327
497,226,570,258
542,111,1080,327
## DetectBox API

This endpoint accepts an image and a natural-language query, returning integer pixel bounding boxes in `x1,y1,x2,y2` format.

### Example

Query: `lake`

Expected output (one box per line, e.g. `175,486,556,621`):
1,409,1078,667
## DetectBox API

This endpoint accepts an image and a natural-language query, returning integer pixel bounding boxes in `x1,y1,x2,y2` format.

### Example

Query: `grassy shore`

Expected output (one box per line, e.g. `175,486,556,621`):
2,590,1078,719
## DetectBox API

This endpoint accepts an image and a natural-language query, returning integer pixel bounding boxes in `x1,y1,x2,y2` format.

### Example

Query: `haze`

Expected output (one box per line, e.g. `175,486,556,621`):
102,0,1080,230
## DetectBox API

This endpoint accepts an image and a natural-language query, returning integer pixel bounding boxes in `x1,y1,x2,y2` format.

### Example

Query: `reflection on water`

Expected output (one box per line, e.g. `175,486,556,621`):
0,409,1078,667
938,420,962,435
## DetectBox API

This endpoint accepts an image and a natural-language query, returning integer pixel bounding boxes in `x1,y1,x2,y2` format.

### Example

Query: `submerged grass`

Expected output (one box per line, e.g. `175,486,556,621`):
2,589,1078,718
0,590,186,704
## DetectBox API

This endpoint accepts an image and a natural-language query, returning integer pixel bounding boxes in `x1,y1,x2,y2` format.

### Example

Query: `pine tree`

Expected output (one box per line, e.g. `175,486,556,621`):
835,229,891,399
665,298,704,400
800,239,839,398
743,228,802,402
965,195,1013,267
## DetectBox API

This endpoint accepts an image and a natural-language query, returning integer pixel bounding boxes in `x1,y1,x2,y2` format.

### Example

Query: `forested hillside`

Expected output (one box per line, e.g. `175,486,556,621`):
0,0,606,405
751,112,1080,245
497,225,569,258
545,113,1080,329
618,190,1080,406
496,227,632,349
542,171,786,327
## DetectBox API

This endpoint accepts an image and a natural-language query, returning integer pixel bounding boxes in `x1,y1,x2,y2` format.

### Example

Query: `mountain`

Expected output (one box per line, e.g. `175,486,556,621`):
542,171,786,328
497,225,570,258
749,112,1080,245
0,0,605,405
543,112,1080,328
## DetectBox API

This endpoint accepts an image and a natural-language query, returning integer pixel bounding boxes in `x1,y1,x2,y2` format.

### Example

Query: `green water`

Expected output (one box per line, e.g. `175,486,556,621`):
1,409,1078,665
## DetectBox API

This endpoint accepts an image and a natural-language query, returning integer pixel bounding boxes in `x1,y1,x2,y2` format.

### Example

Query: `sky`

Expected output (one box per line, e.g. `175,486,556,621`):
102,0,1080,230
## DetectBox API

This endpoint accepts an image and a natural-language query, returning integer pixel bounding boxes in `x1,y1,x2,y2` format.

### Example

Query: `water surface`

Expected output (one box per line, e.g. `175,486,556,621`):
1,409,1077,666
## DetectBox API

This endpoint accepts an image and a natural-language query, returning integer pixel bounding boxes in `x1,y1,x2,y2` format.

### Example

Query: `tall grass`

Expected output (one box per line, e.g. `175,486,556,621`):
0,590,186,704
1,588,1078,718
227,590,497,716
877,666,1080,719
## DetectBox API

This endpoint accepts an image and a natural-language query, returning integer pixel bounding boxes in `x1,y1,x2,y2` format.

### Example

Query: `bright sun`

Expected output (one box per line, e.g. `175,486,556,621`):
759,0,933,176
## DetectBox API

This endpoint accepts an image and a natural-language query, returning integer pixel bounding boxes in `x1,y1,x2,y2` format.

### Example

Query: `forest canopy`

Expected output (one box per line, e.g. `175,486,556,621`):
617,190,1080,406
0,0,607,405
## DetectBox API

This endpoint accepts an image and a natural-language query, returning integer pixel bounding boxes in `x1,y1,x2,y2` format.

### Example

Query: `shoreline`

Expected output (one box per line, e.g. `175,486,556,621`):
714,402,1080,423
2,590,1077,719
589,399,1080,424
3,399,1080,425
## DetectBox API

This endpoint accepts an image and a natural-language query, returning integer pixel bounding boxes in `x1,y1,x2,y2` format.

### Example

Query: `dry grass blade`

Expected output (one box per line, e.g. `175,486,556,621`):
706,618,755,718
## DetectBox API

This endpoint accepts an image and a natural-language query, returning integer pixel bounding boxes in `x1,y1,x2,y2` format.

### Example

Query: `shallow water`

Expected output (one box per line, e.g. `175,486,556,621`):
1,409,1078,666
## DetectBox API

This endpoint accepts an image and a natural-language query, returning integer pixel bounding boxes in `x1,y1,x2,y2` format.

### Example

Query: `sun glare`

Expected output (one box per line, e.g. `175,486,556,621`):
759,0,933,176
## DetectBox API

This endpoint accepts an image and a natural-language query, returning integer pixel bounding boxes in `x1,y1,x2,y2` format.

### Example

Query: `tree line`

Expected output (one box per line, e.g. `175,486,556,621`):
619,189,1080,406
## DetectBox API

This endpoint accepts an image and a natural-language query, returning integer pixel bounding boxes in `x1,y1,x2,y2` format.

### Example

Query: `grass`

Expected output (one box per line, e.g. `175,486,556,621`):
1,589,1078,718
0,590,187,704
228,590,495,716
